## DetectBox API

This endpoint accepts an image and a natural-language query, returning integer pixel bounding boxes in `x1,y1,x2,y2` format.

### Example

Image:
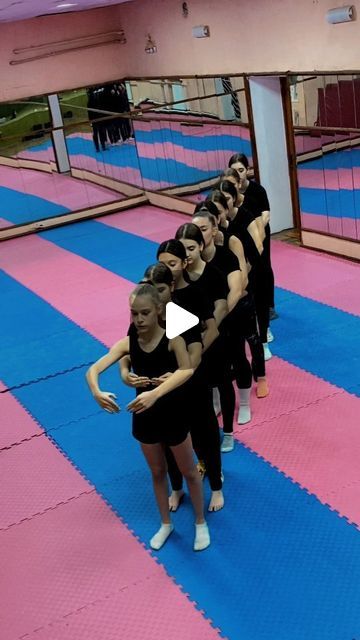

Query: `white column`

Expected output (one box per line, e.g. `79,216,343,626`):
48,93,70,173
249,77,293,232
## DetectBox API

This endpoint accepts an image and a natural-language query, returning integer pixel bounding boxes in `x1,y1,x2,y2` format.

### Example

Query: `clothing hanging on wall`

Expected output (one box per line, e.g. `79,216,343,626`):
87,82,133,152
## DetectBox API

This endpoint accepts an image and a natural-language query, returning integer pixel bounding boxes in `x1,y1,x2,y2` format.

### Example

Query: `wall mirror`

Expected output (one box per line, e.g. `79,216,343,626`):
291,74,360,241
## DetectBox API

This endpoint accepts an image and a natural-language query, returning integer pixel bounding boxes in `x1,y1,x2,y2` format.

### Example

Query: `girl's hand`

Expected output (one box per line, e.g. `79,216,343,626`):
151,372,172,386
125,372,152,388
94,391,120,413
127,390,157,414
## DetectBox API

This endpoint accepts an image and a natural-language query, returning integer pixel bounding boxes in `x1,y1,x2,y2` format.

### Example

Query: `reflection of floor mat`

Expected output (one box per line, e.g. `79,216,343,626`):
0,165,121,209
0,184,68,225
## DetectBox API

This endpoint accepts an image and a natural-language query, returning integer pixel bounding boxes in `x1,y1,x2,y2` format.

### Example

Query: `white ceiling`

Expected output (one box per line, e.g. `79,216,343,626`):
0,0,132,23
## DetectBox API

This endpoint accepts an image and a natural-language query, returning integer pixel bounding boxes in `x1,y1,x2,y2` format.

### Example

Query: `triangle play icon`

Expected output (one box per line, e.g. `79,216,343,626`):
165,301,199,339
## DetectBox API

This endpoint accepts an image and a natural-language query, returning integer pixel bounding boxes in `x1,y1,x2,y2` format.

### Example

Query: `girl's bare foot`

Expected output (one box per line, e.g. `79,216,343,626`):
168,489,185,512
208,490,224,512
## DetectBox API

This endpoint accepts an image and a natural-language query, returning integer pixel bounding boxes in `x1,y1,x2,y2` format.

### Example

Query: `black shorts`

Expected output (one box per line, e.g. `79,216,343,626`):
132,401,189,447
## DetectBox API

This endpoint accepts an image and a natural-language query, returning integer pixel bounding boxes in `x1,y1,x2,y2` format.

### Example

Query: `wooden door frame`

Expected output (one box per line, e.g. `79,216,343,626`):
280,76,302,230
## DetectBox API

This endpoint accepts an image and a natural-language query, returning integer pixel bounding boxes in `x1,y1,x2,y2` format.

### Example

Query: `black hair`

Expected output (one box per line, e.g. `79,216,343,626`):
130,282,161,306
192,209,217,227
194,199,219,219
175,222,204,246
219,179,238,204
221,167,241,183
143,262,173,286
228,153,249,169
208,190,229,211
156,238,187,261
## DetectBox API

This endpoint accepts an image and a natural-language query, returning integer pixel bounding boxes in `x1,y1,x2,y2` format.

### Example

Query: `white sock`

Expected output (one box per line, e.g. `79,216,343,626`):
212,387,221,416
267,328,274,343
221,434,234,452
150,523,174,550
237,387,251,424
263,343,272,361
194,522,210,551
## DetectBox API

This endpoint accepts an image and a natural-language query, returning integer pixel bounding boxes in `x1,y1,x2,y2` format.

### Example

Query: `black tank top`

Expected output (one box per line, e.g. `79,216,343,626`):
218,226,231,251
129,325,178,396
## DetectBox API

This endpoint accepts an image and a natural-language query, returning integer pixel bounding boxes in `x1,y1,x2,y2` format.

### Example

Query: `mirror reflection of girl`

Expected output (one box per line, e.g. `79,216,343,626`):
86,283,210,552
191,209,257,440
204,195,269,402
229,153,277,336
156,241,224,511
219,179,272,362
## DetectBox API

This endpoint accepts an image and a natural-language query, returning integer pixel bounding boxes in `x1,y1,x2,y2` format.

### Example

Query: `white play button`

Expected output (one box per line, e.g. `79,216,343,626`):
165,301,199,339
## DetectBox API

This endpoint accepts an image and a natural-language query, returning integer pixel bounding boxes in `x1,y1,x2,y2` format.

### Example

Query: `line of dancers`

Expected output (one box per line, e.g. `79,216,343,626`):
86,153,276,552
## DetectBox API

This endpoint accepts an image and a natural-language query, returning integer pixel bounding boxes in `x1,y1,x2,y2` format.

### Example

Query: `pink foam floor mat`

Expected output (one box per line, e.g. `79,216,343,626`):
0,434,92,530
100,204,189,242
0,234,133,348
271,240,360,316
232,355,343,430
0,387,43,450
0,492,221,640
13,573,221,640
236,391,360,527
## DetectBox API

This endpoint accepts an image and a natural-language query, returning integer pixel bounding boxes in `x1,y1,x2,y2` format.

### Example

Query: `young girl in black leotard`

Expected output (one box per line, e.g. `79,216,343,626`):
192,209,269,434
156,240,224,512
219,179,272,362
229,152,277,338
86,283,210,551
156,239,219,353
221,168,266,244
205,194,269,401
120,262,204,512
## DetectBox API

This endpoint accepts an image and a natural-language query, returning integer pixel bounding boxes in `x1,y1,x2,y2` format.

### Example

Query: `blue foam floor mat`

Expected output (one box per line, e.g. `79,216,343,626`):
0,272,104,387
2,227,360,638
10,377,360,640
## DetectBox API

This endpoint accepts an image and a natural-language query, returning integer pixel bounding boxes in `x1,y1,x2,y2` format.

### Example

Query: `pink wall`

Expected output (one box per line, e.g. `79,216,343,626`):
1,0,360,102
0,7,127,102
116,0,360,77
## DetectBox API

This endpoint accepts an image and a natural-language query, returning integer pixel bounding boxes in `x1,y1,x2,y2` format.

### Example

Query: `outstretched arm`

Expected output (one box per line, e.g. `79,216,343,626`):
86,337,129,412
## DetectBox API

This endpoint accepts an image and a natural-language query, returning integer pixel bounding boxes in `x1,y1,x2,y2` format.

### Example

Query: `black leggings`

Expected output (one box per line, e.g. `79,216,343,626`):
253,276,270,343
166,384,222,492
263,226,275,310
228,294,266,388
218,380,236,435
